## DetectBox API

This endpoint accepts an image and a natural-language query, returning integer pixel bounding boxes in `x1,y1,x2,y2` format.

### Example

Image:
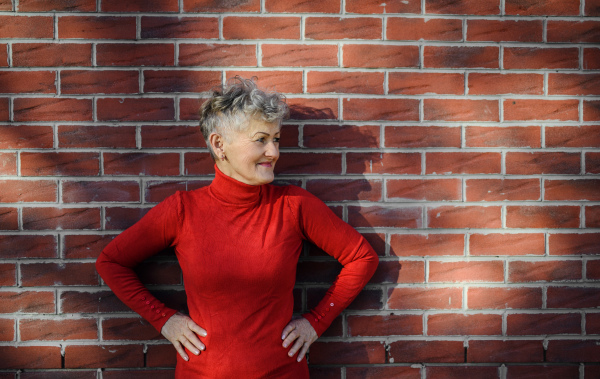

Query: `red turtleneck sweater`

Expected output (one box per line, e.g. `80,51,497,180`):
96,166,378,378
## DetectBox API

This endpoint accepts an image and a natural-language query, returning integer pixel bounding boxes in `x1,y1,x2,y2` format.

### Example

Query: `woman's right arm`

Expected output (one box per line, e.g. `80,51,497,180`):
96,192,207,360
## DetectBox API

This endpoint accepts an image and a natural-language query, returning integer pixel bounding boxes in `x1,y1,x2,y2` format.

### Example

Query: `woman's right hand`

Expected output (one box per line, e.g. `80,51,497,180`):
161,312,207,361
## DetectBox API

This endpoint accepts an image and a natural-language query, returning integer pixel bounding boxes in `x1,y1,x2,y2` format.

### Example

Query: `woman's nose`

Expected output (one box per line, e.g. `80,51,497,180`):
265,141,279,158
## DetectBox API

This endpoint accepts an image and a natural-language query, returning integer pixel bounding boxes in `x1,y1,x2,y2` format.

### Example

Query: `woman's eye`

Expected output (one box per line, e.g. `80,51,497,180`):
274,137,280,143
257,138,265,143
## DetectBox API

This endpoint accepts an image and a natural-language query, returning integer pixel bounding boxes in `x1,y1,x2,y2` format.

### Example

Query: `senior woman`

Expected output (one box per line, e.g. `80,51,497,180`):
96,77,379,378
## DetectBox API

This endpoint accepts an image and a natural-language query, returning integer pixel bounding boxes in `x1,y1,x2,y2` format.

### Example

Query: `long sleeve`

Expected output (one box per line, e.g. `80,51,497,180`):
95,192,183,332
286,186,379,337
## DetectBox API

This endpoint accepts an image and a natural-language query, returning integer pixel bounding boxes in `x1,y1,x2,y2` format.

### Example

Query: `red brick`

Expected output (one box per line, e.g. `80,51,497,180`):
346,0,420,14
135,262,181,286
0,44,6,67
467,287,542,309
58,125,136,148
429,206,501,229
387,287,462,309
102,0,177,11
389,234,465,256
360,233,386,256
548,287,600,309
507,313,581,335
65,345,144,368
343,44,419,68
507,206,580,229
58,16,136,39
0,71,56,93
104,206,150,231
470,233,545,256
141,16,219,39
275,152,341,175
547,340,600,362
504,47,579,69
348,206,421,228
67,70,139,94
60,290,131,313
546,125,600,147
346,366,420,379
509,260,582,282
466,126,541,148
550,73,600,96
20,318,98,340
306,179,382,202
146,344,176,368
180,45,256,68
13,43,92,67
469,73,543,95
309,342,385,364
306,17,381,40
466,179,540,201
426,0,500,14
506,366,580,379
389,72,464,95
287,98,339,120
547,21,600,43
19,0,96,11
506,0,579,15
549,233,600,255
95,371,172,379
64,234,115,259
427,366,500,379
588,259,600,278
344,98,419,121
588,311,600,332
102,317,162,340
0,180,56,203
0,208,18,230
0,263,16,286
467,19,543,42
585,101,600,121
587,366,600,379
587,206,600,228
0,291,55,313
0,125,53,149
97,43,175,66
0,235,57,258
545,180,600,201
262,44,336,67
387,17,461,41
389,341,463,363
0,347,61,369
62,181,140,203
304,124,379,148
505,152,580,175
183,152,215,175
224,16,299,40
265,0,340,13
147,181,210,203
183,0,258,12
430,261,504,283
425,46,499,68
348,152,421,174
347,314,422,336
584,48,600,69
587,152,600,173
97,98,174,121
0,16,54,38
0,0,10,10
143,70,220,93
103,153,179,176
226,70,302,93
22,207,100,230
371,260,424,283
0,98,7,121
424,99,499,121
0,318,14,341
385,126,461,147
428,313,502,335
387,179,461,201
468,340,543,362
0,153,17,176
427,152,501,174
21,152,99,176
142,125,205,148
307,71,384,94
14,98,93,122
587,0,600,15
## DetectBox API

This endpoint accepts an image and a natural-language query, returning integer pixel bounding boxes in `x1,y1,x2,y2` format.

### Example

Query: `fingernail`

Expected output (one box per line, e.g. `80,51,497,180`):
184,356,189,361
281,334,285,340
195,350,200,355
283,343,288,348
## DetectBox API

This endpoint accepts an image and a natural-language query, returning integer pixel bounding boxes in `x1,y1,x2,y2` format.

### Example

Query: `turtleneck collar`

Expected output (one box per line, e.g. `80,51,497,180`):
209,164,262,205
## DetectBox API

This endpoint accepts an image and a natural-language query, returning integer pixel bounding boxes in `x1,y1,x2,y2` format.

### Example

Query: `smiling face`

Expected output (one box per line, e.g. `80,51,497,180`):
211,117,281,186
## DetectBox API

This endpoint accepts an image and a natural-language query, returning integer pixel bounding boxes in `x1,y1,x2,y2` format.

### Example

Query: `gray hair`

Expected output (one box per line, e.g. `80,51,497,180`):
200,76,288,160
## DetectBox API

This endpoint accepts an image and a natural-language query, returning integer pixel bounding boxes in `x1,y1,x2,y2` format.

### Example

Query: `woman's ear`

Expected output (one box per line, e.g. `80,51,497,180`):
209,132,225,159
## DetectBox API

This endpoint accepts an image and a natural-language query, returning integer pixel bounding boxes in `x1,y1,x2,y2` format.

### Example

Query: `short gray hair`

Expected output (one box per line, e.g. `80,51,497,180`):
200,77,288,160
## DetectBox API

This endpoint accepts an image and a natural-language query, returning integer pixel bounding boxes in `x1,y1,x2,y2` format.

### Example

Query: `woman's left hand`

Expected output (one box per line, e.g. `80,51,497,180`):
281,317,318,362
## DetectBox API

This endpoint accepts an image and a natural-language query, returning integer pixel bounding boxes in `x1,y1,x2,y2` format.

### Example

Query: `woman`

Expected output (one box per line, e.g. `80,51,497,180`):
96,77,379,378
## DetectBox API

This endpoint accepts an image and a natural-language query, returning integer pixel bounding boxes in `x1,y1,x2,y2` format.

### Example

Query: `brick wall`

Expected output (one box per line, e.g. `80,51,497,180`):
1,0,599,377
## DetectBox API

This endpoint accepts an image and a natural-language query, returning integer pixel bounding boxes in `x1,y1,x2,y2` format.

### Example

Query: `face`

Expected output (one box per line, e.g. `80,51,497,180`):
212,118,281,186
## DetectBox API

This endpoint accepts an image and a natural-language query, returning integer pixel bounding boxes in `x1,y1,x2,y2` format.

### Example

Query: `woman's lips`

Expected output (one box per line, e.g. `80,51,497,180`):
258,162,273,167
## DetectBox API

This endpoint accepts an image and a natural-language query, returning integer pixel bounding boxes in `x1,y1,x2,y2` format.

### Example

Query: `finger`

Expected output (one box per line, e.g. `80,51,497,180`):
282,330,298,348
287,337,304,358
188,322,208,337
184,329,206,351
173,341,189,361
281,323,296,340
297,341,310,362
180,337,201,356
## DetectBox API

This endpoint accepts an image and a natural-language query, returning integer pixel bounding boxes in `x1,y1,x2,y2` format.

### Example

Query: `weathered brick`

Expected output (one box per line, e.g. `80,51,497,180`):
424,46,499,68
265,0,340,13
287,98,339,120
547,21,600,43
101,317,162,340
506,0,579,15
103,153,179,176
507,313,581,335
183,0,259,12
21,152,99,176
344,98,419,121
96,43,175,66
346,0,420,14
389,234,464,256
61,70,139,94
466,179,540,201
183,152,215,176
468,340,543,362
0,180,56,203
0,291,55,313
426,0,500,14
0,318,14,341
262,44,337,67
275,152,341,175
546,125,600,147
97,98,174,121
101,0,177,12
14,98,93,122
179,44,256,67
0,153,17,176
0,71,56,94
387,17,461,41
0,263,16,286
389,72,464,95
306,179,382,202
470,233,545,256
143,70,220,93
343,44,419,68
505,152,580,175
427,366,501,379
0,346,61,369
545,180,600,201
145,344,176,368
13,43,92,67
309,342,385,364
507,206,580,229
504,47,579,69
584,48,600,69
430,261,504,283
466,126,541,148
427,152,501,174
105,207,151,230
60,290,131,314
22,207,101,230
225,70,302,93
469,73,543,95
65,345,144,368
387,287,462,309
0,98,7,121
346,366,420,379
19,318,98,340
548,287,600,309
142,125,205,148
428,206,502,229
509,260,582,282
586,206,600,228
303,124,379,148
0,16,54,38
223,16,300,40
549,73,600,96
467,19,543,42
64,234,115,259
58,16,136,39
467,287,542,309
549,233,600,255
388,341,463,363
428,313,502,335
141,16,219,39
305,17,382,40
348,206,421,228
585,101,600,122
58,125,136,148
348,152,421,174
307,71,384,94
506,366,580,379
19,0,96,11
0,125,53,149
371,260,424,283
547,340,600,362
424,99,499,121
347,314,422,336
385,126,461,147
62,181,140,203
387,179,461,201
0,235,57,258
